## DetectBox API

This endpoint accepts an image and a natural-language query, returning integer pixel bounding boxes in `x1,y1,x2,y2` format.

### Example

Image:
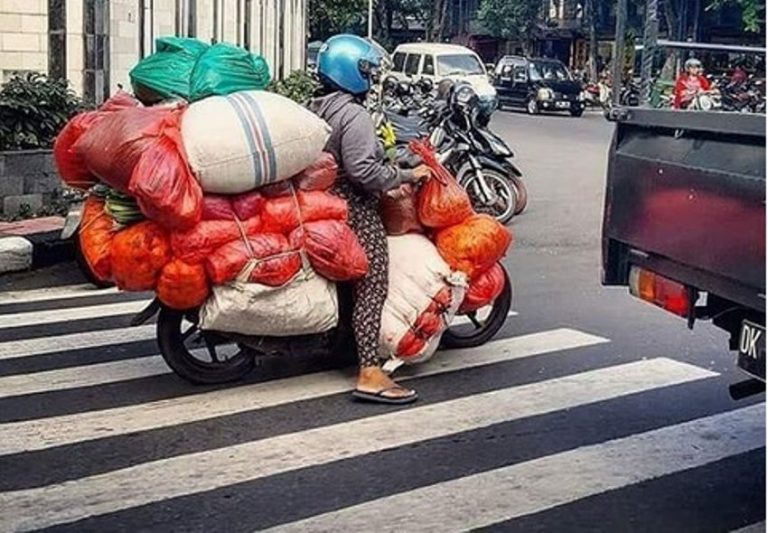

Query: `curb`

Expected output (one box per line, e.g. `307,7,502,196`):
0,218,75,275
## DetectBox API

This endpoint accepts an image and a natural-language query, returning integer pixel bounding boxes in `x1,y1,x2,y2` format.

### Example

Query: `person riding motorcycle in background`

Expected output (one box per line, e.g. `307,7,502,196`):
310,34,431,405
673,58,714,109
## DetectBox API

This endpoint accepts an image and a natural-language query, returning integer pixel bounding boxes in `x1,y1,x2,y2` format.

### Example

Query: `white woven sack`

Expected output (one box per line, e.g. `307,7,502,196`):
379,234,467,362
199,267,339,336
181,90,331,194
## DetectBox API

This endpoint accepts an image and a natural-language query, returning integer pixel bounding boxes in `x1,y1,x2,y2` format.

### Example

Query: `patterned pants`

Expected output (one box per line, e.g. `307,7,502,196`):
333,181,388,368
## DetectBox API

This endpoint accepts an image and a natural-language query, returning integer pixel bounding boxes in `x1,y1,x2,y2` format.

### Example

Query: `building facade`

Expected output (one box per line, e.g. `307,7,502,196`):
0,0,307,103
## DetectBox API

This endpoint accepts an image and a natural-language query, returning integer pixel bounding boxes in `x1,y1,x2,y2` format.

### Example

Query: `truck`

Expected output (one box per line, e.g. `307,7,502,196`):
601,0,766,395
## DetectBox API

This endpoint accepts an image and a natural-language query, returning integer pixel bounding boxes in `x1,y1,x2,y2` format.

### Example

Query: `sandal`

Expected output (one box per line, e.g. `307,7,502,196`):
352,386,419,405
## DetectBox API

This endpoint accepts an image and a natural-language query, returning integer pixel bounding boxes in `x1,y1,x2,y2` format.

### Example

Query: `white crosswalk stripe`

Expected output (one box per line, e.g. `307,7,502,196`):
0,284,761,532
0,358,718,531
0,284,119,305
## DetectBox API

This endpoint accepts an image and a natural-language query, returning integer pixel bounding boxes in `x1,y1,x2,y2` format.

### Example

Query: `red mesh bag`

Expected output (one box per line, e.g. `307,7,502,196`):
79,196,115,282
171,216,261,264
435,214,513,278
206,233,301,286
380,183,424,235
293,152,338,191
459,263,506,313
201,195,237,220
156,259,210,310
232,190,265,220
75,105,181,192
290,220,369,281
111,221,171,291
261,191,347,234
410,140,473,228
129,132,203,230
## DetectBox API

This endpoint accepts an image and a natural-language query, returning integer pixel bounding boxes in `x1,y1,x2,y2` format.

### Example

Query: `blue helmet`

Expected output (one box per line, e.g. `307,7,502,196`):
317,34,386,95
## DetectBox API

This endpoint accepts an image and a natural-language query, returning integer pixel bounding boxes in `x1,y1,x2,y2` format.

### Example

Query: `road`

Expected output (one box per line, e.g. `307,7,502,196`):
0,109,763,532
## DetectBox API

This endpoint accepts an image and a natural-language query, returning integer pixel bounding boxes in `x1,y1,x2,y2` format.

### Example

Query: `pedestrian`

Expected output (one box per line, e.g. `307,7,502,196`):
673,58,713,109
310,34,431,405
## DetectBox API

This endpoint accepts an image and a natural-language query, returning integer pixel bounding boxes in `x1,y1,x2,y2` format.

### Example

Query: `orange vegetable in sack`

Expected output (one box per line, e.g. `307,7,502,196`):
205,233,301,286
380,183,424,236
111,221,171,291
202,195,237,220
293,152,338,191
171,216,261,264
129,134,203,230
79,196,115,282
459,263,506,313
261,191,347,234
157,259,210,310
435,214,513,278
289,220,369,281
232,190,265,220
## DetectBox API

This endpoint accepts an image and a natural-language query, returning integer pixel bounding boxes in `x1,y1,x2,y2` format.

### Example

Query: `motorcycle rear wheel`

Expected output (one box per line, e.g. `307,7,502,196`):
157,308,255,384
440,267,512,349
507,173,528,215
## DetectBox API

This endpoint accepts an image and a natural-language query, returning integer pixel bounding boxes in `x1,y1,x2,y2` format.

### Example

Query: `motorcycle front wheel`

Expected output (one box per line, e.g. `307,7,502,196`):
156,308,255,384
461,166,517,224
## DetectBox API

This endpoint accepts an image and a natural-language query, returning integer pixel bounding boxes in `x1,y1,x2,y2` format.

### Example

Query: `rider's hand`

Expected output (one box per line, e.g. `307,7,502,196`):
410,165,432,183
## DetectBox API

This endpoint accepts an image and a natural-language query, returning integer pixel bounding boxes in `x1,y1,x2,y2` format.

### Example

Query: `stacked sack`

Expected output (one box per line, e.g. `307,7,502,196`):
53,38,368,338
377,140,513,365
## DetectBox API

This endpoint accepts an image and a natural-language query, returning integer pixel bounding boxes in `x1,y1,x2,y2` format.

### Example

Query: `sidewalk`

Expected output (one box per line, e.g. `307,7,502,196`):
0,217,73,274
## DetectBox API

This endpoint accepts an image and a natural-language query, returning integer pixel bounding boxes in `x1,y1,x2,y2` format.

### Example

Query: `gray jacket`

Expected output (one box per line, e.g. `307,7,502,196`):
310,92,414,195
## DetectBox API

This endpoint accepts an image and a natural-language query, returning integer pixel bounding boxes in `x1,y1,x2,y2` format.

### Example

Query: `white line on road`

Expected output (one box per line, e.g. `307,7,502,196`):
0,300,152,329
270,403,764,533
0,358,715,531
0,328,608,455
0,325,156,361
0,285,120,306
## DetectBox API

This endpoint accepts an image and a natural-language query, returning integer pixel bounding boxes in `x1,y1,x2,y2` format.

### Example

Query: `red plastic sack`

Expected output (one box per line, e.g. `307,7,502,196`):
232,190,265,220
397,331,427,358
99,90,141,111
111,221,171,291
202,195,237,220
290,220,369,281
79,196,115,282
157,259,210,310
261,191,347,235
75,105,181,192
380,183,424,235
413,310,444,339
129,134,203,230
460,263,506,313
293,152,338,191
171,216,261,264
206,233,301,286
435,214,513,278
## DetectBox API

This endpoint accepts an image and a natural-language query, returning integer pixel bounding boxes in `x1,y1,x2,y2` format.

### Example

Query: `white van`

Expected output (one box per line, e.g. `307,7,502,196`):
389,43,497,102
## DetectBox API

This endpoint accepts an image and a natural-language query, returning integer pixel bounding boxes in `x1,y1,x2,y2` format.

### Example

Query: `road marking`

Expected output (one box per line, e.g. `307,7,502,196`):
0,358,715,531
0,300,152,329
269,403,764,532
0,356,170,399
0,285,119,305
0,328,608,455
0,325,156,361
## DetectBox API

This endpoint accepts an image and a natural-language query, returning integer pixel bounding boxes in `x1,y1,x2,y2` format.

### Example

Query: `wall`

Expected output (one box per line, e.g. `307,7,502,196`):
0,150,59,216
0,0,49,82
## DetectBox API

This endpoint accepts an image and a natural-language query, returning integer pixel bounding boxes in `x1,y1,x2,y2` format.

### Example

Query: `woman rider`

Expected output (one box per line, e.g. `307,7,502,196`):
310,34,431,405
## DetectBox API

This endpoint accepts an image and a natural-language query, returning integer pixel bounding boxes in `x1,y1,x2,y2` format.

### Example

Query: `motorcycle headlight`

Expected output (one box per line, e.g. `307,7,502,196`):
537,88,554,101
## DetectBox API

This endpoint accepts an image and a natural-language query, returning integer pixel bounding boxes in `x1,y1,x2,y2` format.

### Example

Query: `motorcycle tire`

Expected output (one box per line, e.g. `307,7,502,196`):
156,307,255,385
507,173,528,215
459,165,517,225
440,267,512,349
73,228,114,289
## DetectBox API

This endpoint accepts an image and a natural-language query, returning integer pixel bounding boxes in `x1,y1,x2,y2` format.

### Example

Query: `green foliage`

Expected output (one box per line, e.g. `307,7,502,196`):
477,0,542,46
0,73,86,151
309,0,366,40
268,70,320,106
707,0,765,32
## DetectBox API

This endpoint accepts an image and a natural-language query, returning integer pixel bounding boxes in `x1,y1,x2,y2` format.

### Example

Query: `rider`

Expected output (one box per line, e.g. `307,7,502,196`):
310,34,431,405
673,58,712,109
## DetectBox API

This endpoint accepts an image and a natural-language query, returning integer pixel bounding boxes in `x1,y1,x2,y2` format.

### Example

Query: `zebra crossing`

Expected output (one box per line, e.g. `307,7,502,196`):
0,283,763,532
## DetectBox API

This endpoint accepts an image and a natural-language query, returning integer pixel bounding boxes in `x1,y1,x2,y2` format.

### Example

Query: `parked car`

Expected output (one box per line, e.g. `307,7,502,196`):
493,56,586,116
389,43,497,113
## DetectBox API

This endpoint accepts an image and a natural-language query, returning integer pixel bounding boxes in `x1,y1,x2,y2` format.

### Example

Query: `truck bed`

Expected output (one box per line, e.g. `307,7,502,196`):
602,108,765,311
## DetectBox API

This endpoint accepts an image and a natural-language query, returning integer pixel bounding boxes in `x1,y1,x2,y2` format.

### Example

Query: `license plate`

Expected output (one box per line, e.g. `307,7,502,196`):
556,101,569,109
737,320,765,380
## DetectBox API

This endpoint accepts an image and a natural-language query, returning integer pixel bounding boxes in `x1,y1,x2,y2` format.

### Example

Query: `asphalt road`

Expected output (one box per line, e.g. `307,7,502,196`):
0,108,763,532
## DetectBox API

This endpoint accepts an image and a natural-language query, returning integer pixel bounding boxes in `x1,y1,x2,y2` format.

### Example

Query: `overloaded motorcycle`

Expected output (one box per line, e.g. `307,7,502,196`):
372,80,527,224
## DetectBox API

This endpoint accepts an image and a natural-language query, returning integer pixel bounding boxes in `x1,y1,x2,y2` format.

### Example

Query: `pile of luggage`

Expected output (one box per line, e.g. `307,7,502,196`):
53,37,513,366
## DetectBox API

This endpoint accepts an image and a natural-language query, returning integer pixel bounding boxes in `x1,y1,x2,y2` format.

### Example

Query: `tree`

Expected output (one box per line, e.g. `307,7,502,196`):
308,0,366,40
707,0,765,32
477,0,542,54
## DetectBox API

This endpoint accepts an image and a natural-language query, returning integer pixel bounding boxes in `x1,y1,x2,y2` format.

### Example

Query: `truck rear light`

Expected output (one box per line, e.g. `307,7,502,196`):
629,266,691,318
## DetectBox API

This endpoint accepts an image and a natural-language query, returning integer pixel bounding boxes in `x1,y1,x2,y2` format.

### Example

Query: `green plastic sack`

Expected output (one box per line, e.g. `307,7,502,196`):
189,43,271,101
129,37,209,104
